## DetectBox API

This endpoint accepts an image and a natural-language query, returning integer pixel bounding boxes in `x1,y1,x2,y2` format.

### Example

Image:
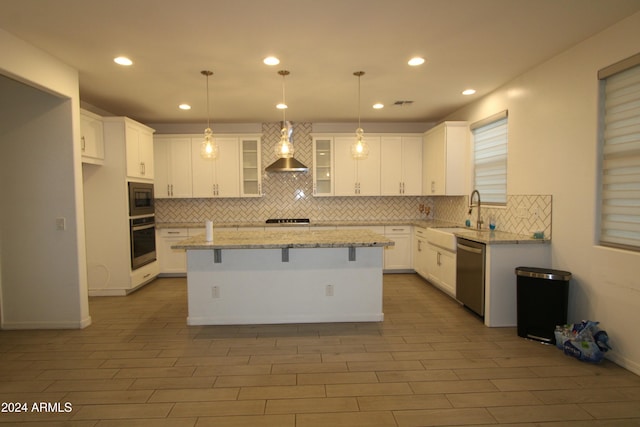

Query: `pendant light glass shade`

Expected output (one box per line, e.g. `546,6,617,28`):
200,70,218,159
275,70,294,158
351,71,369,159
352,126,369,158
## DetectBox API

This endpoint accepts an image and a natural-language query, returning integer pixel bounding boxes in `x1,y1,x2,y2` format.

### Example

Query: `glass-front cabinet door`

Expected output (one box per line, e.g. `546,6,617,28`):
240,137,262,197
312,137,333,196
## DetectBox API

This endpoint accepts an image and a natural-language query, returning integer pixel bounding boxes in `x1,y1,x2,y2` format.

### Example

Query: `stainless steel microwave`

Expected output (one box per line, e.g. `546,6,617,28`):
128,182,154,217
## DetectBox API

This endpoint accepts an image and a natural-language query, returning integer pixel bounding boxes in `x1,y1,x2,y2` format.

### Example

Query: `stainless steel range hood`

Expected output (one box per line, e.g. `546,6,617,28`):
265,156,308,172
265,121,309,172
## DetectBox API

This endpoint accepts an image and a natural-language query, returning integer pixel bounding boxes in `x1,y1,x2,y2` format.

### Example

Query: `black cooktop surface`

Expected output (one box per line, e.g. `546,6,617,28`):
265,218,310,224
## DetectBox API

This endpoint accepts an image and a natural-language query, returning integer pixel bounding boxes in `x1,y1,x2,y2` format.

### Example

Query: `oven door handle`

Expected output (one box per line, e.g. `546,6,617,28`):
132,223,155,232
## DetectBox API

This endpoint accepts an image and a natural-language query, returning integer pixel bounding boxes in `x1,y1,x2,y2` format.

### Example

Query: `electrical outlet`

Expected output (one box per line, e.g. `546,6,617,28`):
211,286,220,298
56,217,66,231
326,284,334,296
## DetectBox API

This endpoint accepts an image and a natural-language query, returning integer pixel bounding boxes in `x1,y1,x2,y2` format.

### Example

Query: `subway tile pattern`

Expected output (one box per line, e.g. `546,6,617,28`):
155,121,551,237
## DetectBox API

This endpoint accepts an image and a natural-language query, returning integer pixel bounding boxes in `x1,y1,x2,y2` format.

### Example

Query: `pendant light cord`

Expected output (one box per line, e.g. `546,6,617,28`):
354,71,365,130
201,70,213,129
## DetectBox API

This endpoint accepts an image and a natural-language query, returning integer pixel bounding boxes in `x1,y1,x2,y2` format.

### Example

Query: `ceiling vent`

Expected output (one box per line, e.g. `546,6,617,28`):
393,100,414,106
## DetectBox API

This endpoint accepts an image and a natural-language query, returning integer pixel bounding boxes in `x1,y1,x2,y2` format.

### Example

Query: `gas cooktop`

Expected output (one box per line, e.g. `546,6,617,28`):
265,218,310,224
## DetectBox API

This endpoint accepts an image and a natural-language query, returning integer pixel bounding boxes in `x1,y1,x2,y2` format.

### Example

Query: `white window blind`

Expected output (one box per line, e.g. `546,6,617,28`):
599,57,640,251
472,113,508,205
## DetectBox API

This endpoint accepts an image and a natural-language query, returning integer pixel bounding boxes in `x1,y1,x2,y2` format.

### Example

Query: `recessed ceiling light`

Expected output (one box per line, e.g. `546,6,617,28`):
373,103,384,109
408,57,425,66
113,56,133,66
276,103,287,110
178,104,191,110
264,56,280,66
462,89,476,95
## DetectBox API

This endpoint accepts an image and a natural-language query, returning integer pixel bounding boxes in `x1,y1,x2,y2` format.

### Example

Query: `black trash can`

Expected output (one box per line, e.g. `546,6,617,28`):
516,267,571,344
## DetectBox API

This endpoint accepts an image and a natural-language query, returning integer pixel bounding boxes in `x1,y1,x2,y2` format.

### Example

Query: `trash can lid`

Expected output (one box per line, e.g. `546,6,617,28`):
515,266,571,281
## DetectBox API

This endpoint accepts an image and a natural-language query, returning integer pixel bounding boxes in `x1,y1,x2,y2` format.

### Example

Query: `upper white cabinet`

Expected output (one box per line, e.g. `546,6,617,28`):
312,137,333,196
102,117,155,181
154,136,193,198
422,121,469,196
334,135,381,196
192,137,240,198
122,120,155,180
80,109,104,165
381,135,422,196
240,137,262,197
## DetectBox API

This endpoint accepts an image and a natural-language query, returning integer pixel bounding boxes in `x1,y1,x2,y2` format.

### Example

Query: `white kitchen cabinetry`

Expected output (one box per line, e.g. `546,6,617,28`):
334,136,381,196
426,243,456,297
240,137,262,197
157,228,189,275
413,227,429,278
337,225,411,272
85,116,158,296
312,137,334,196
383,225,412,271
423,121,469,195
80,109,104,164
117,119,155,180
381,135,423,196
191,137,240,198
154,136,192,198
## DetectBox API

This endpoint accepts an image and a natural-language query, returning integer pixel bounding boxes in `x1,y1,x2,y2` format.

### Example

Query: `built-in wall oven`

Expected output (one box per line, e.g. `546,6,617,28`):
128,181,156,270
130,215,156,270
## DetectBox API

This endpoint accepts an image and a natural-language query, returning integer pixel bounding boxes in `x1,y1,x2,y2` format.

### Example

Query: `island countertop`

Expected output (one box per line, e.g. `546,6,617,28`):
172,228,394,250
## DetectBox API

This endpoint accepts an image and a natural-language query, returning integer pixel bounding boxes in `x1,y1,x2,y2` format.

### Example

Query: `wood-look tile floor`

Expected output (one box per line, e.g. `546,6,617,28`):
1,274,640,426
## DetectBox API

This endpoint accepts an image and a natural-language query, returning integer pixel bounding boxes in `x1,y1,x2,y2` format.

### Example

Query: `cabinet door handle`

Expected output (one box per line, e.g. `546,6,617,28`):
167,231,180,234
170,184,174,197
167,184,171,196
417,240,422,252
437,251,441,266
431,180,435,193
81,136,86,151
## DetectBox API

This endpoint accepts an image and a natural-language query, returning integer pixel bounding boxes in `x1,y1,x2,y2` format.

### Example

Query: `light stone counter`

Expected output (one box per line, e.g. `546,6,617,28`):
160,220,548,245
172,229,394,250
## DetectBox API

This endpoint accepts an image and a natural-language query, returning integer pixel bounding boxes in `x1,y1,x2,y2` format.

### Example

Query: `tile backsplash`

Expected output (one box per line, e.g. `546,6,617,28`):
155,121,552,237
432,194,552,238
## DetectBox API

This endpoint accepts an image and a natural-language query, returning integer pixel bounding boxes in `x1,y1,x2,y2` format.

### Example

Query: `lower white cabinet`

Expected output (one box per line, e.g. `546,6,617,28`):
383,225,412,271
426,243,456,297
157,228,205,275
413,227,429,278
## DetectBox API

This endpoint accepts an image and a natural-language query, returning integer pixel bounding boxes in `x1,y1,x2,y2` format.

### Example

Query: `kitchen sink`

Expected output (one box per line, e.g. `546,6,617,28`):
426,227,459,251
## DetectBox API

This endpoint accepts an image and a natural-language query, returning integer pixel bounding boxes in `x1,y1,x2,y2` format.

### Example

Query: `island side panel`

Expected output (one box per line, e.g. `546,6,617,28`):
484,243,551,327
185,246,384,325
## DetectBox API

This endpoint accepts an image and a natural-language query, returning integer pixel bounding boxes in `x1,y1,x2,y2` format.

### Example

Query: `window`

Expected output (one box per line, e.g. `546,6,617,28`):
471,111,508,205
598,53,640,251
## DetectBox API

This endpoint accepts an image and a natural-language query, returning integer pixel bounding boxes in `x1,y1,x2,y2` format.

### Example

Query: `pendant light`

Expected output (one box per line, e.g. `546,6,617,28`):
275,70,294,158
352,71,369,159
200,70,218,159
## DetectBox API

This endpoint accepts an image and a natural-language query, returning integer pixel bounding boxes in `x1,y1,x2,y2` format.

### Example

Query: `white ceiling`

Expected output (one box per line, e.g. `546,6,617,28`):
2,0,640,125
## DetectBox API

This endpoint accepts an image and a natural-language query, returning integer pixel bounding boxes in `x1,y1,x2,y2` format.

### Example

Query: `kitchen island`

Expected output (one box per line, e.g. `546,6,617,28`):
172,229,393,325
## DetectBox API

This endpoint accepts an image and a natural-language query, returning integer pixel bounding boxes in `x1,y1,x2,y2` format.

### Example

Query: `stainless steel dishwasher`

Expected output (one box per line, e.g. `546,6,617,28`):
456,238,486,317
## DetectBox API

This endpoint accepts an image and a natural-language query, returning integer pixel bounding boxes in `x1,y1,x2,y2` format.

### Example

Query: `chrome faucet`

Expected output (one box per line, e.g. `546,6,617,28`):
468,190,483,229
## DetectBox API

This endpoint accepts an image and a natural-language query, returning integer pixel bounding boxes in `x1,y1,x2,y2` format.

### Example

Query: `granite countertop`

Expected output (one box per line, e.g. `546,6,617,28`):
171,228,394,250
159,219,548,245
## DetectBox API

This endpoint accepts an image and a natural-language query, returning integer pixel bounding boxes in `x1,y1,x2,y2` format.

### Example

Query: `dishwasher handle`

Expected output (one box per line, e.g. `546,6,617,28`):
457,242,484,254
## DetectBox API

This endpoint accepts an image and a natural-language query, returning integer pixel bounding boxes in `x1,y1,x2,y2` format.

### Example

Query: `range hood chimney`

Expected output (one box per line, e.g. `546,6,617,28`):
265,121,309,172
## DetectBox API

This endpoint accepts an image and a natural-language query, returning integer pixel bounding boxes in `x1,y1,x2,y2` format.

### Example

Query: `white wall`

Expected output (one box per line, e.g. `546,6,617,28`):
0,28,90,328
445,12,640,374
